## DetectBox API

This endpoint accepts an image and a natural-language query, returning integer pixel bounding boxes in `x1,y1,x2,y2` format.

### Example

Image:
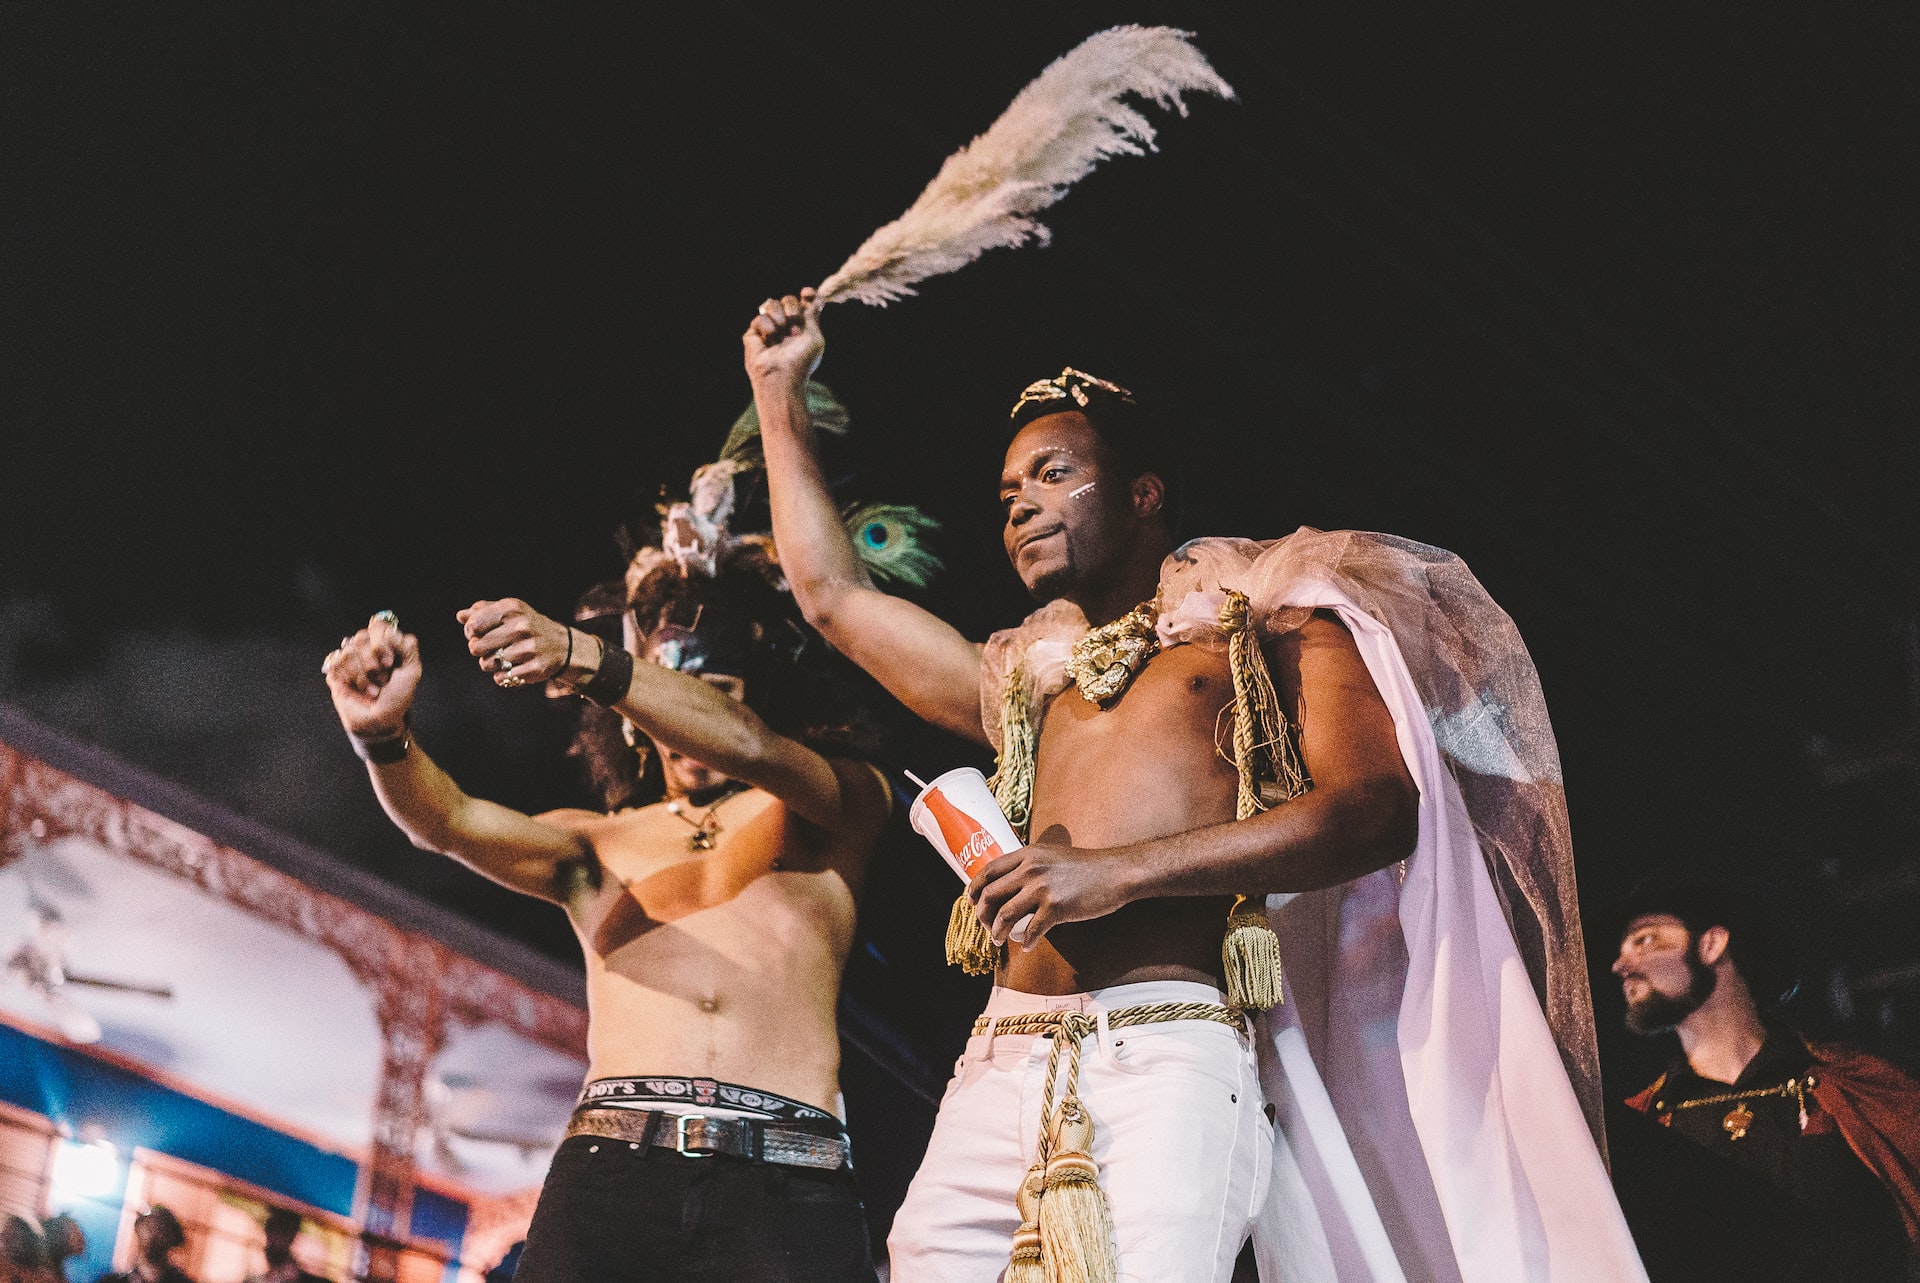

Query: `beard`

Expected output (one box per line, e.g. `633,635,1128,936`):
1025,563,1076,602
1624,949,1718,1035
1016,535,1079,602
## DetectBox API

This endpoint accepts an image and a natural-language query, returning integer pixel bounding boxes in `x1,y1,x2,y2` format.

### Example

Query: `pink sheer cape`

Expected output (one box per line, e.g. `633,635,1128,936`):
979,528,1644,1280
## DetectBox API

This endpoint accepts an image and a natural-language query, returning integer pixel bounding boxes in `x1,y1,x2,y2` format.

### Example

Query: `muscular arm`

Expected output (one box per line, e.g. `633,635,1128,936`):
325,617,589,904
972,613,1421,944
460,599,892,835
366,743,590,903
746,291,987,744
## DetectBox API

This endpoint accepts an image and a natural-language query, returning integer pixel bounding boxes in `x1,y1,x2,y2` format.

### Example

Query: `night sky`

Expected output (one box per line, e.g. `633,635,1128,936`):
5,0,1918,1206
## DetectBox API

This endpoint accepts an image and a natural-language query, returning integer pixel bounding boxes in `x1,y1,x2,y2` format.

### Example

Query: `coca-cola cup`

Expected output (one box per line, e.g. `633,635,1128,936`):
907,767,1033,942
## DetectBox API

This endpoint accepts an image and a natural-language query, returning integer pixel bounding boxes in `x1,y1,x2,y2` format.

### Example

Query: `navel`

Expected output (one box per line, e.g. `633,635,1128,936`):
698,995,720,1014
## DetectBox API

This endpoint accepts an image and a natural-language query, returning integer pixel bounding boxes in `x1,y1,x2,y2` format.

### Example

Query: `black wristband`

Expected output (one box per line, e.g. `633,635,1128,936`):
351,722,412,765
579,639,633,707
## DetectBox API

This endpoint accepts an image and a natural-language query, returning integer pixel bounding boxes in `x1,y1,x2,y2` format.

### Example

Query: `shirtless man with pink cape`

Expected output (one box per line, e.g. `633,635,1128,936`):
746,289,1646,1282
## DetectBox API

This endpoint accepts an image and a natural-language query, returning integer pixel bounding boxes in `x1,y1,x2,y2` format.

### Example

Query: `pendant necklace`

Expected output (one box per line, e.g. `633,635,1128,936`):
664,786,747,852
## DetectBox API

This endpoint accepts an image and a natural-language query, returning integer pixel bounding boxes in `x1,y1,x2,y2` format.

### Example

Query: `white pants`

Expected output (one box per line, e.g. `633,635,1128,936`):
889,980,1273,1283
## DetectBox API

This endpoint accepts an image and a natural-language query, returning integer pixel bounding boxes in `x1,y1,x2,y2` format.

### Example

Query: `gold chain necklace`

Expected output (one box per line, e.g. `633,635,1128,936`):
1067,600,1160,704
664,787,746,851
1656,1074,1815,1140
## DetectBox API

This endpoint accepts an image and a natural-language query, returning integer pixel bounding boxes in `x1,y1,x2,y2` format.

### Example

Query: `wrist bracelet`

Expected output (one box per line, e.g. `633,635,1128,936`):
579,637,633,707
560,626,575,679
351,722,412,766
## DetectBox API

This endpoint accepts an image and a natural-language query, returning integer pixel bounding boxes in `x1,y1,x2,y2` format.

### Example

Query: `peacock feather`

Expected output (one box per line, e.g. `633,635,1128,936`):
723,381,851,466
843,502,943,589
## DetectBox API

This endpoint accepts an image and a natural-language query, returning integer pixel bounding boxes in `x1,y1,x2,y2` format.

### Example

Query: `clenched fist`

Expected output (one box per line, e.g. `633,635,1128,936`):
323,613,422,740
743,289,824,393
459,598,576,688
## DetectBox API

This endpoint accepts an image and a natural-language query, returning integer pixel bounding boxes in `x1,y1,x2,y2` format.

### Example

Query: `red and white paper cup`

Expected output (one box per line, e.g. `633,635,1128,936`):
908,768,1035,943
907,767,1022,881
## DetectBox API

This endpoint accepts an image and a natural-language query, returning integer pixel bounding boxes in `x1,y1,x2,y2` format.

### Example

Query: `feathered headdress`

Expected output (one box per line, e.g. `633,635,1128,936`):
570,388,926,808
628,382,943,609
815,26,1234,307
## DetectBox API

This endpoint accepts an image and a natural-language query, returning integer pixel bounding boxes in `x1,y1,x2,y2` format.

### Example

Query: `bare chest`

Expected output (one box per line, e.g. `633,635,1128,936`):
569,797,854,963
1028,644,1241,847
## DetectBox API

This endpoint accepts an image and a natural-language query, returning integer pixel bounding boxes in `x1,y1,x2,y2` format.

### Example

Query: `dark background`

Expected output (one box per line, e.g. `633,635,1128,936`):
4,0,1916,1247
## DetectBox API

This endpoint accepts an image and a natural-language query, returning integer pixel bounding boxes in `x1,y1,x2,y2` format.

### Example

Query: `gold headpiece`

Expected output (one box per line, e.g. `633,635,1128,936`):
1009,367,1136,420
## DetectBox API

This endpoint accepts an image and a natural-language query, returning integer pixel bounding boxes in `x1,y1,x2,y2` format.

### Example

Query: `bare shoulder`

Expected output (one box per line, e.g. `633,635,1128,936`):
532,805,612,830
1295,608,1358,649
1264,609,1370,703
540,800,689,848
822,757,895,845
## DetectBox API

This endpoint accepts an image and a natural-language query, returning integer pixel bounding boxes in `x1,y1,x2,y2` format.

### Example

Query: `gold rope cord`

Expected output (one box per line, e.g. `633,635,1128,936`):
991,660,1038,840
976,1002,1245,1282
969,1000,1245,1040
949,662,1036,975
1220,591,1308,818
1219,590,1307,1010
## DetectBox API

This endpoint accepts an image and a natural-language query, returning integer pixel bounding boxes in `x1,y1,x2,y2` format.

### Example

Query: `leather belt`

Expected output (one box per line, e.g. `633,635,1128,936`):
565,1106,850,1171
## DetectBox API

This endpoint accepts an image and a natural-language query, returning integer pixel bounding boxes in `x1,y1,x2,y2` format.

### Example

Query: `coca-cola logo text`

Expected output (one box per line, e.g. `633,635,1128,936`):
959,829,999,868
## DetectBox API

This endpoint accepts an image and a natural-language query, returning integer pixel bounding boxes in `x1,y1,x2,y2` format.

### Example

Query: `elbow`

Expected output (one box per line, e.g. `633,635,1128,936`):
404,800,471,858
1363,772,1420,866
795,589,836,635
695,707,778,776
719,718,776,772
402,824,452,857
1326,773,1419,874
793,578,854,642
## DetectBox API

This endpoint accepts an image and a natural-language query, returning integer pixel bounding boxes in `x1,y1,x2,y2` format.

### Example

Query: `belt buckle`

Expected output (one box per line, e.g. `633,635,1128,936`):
674,1113,716,1159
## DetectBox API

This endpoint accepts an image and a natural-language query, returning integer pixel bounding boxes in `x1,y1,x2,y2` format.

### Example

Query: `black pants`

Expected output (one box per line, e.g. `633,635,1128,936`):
514,1134,877,1283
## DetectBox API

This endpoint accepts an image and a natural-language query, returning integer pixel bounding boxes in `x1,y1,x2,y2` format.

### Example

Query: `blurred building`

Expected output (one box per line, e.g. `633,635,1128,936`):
1802,612,1920,1067
0,706,588,1282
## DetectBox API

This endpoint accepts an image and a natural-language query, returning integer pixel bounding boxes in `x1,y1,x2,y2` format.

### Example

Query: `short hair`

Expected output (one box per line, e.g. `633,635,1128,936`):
1008,373,1182,527
41,1214,82,1258
1606,876,1796,1007
1,1216,46,1268
138,1205,186,1252
264,1208,303,1238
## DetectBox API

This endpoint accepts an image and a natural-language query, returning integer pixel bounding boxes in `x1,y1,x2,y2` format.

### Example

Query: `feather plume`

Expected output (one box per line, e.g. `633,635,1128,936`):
815,26,1233,307
843,502,943,589
723,380,850,466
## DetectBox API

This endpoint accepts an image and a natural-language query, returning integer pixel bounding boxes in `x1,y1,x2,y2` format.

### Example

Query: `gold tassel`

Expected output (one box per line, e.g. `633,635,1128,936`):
1219,591,1299,1011
988,662,1037,841
1219,592,1306,819
1037,1100,1117,1283
951,660,1033,977
1004,1163,1048,1283
945,894,1000,975
1223,894,1284,1010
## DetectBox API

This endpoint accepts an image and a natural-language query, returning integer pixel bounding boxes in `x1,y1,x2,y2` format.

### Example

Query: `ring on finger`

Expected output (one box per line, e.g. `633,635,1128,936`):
499,673,525,688
371,610,398,629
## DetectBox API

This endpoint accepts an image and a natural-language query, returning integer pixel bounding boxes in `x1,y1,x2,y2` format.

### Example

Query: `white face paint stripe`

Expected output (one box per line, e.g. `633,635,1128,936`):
1068,482,1096,499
